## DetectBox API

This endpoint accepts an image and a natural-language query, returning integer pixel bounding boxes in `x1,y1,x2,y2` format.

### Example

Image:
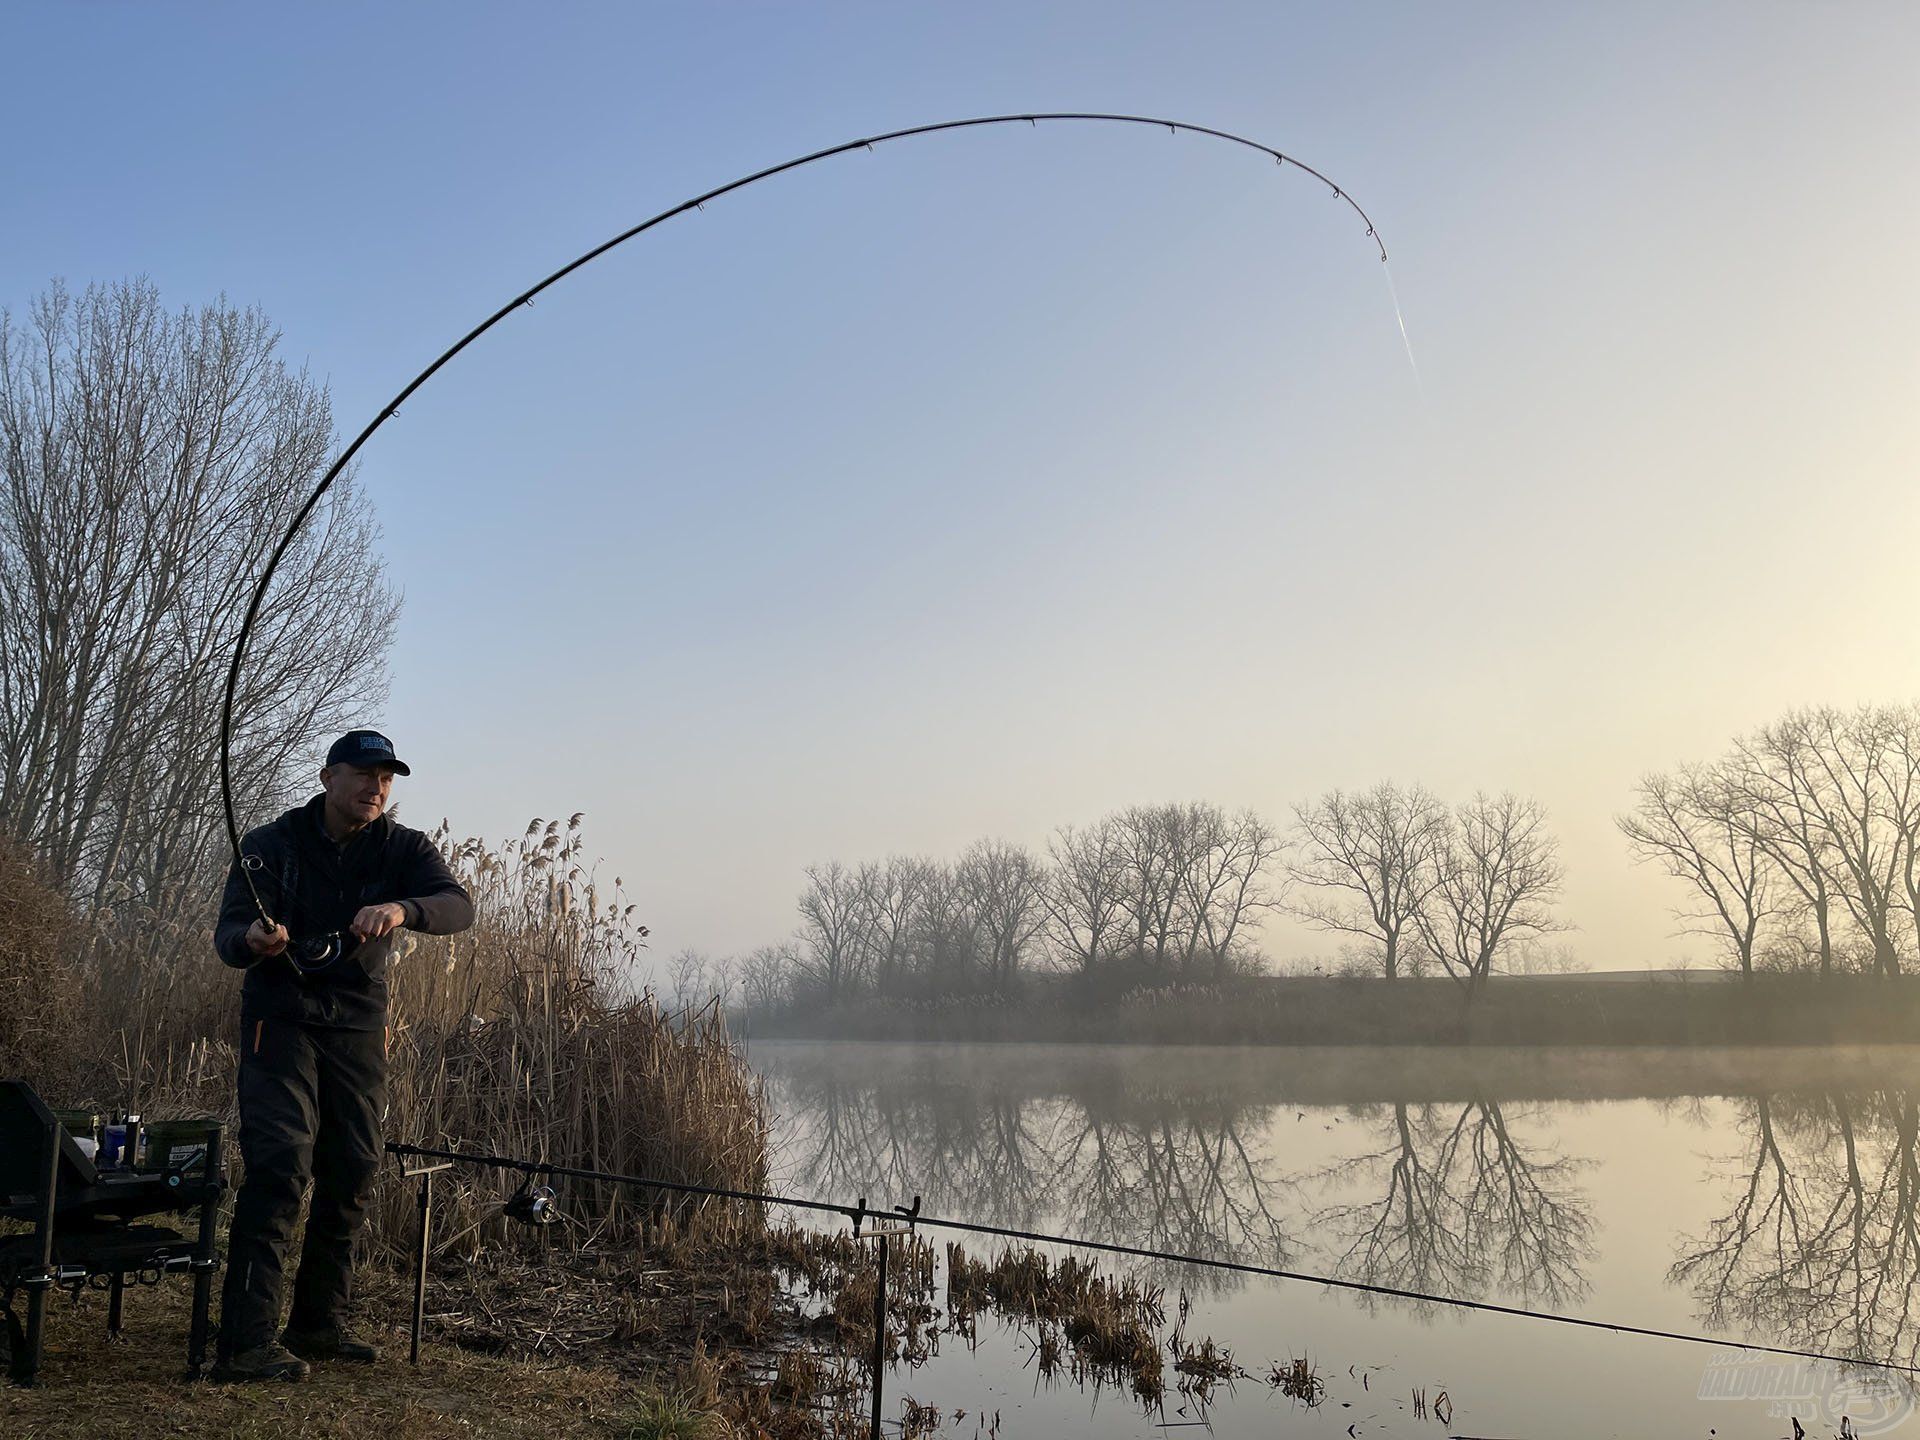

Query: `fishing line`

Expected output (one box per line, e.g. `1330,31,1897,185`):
218,112,1398,922
1382,262,1423,399
386,1140,1920,1382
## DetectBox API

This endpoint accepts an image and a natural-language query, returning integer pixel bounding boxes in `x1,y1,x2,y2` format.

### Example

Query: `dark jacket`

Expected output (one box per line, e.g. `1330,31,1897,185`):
214,795,474,1030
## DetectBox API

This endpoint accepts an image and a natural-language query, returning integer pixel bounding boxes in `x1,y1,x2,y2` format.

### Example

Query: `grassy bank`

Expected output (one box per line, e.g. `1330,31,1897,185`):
755,972,1920,1047
3,1270,722,1440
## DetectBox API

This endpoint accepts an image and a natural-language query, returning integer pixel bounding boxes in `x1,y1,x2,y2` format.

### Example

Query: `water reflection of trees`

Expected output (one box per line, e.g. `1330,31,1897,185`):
767,1068,1293,1291
1049,1103,1293,1285
767,1069,1598,1307
1309,1100,1595,1313
771,1055,1920,1365
1674,1090,1920,1369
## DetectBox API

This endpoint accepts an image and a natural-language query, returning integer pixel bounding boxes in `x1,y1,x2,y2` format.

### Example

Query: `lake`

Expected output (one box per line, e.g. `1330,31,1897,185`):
749,1041,1920,1439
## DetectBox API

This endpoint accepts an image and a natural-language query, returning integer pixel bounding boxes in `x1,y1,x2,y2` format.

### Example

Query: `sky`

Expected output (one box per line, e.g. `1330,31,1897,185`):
4,3,1917,977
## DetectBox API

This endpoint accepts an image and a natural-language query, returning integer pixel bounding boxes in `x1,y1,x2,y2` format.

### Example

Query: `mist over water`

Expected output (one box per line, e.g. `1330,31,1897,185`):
754,1042,1920,1438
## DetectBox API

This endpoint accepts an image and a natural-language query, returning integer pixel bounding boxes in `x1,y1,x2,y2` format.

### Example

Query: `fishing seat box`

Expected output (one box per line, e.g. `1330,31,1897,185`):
0,1078,226,1384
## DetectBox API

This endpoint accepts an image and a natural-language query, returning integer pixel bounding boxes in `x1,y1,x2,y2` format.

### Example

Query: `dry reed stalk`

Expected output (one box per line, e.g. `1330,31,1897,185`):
372,817,769,1258
45,815,766,1262
941,1241,1168,1397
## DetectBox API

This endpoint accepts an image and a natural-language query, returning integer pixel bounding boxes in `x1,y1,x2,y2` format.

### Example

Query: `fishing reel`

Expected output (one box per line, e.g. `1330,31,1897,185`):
242,854,348,975
287,930,350,975
504,1176,559,1228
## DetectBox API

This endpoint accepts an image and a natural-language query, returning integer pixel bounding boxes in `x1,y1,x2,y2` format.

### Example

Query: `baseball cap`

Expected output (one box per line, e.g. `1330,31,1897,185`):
325,729,412,776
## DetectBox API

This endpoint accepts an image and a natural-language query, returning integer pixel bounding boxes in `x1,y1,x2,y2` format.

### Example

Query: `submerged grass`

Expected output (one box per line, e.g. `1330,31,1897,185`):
1268,1354,1326,1405
945,1241,1168,1398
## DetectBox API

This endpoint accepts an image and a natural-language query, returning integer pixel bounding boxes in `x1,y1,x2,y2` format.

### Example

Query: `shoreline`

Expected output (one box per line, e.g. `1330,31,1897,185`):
748,972,1920,1050
746,1036,1920,1104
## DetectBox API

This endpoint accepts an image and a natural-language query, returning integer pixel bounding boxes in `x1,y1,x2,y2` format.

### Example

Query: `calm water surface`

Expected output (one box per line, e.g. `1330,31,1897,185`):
750,1041,1920,1440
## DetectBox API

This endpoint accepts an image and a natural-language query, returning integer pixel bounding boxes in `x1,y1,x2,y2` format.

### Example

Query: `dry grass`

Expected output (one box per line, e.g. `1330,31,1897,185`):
372,815,770,1258
0,834,82,1090
1,1206,890,1439
1170,1333,1235,1382
45,814,767,1259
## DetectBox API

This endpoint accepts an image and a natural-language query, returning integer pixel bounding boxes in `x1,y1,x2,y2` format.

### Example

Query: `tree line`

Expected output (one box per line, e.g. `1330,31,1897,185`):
670,788,1572,1010
678,704,1920,1011
1619,704,1920,977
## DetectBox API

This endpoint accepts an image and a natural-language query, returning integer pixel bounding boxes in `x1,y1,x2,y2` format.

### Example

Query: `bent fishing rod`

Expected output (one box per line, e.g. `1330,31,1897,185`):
218,111,1391,928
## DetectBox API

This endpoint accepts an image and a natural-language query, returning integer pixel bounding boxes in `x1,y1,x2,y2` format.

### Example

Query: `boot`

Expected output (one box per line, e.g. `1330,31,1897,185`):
282,1323,380,1363
211,1340,310,1382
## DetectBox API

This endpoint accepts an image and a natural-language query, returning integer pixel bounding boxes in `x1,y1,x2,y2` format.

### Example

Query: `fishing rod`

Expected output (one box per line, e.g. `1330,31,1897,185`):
387,1139,1920,1381
218,112,1392,924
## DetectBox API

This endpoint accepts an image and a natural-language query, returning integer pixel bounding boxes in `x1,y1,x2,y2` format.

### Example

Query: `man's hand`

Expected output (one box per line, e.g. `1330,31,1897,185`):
246,919,291,957
350,902,408,943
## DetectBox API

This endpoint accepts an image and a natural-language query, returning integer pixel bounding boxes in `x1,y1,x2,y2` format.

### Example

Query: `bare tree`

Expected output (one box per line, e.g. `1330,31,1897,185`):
1619,762,1778,977
1043,816,1128,976
1887,708,1920,966
859,855,934,996
956,838,1047,993
905,860,977,993
1788,708,1912,976
1287,783,1447,980
794,860,871,1002
0,279,396,923
738,942,796,1013
1416,793,1565,1002
1729,720,1846,975
1114,803,1196,973
1721,705,1920,977
1178,803,1284,978
665,947,714,1010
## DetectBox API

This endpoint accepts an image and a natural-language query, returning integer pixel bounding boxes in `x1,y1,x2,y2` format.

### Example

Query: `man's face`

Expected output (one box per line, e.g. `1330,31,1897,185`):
321,762,396,829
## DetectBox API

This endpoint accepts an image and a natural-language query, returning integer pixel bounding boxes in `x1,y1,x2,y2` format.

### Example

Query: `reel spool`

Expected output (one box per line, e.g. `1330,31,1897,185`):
505,1179,560,1228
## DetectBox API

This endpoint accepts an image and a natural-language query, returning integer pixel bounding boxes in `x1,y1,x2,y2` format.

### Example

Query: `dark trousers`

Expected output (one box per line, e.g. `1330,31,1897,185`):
218,1015,386,1354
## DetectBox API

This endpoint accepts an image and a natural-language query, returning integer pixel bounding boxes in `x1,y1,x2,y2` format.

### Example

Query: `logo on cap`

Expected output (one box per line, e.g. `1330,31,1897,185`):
327,728,410,775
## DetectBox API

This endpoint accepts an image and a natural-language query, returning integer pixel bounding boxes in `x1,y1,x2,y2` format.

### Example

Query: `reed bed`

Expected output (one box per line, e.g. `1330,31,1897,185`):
22,813,769,1257
372,814,770,1257
0,833,83,1087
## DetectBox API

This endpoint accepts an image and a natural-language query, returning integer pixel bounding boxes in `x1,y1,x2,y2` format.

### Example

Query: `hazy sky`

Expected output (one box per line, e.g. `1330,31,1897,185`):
5,4,1917,976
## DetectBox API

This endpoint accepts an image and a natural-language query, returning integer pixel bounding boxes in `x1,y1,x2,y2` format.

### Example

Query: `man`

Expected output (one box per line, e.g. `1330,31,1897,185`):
210,729,473,1382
